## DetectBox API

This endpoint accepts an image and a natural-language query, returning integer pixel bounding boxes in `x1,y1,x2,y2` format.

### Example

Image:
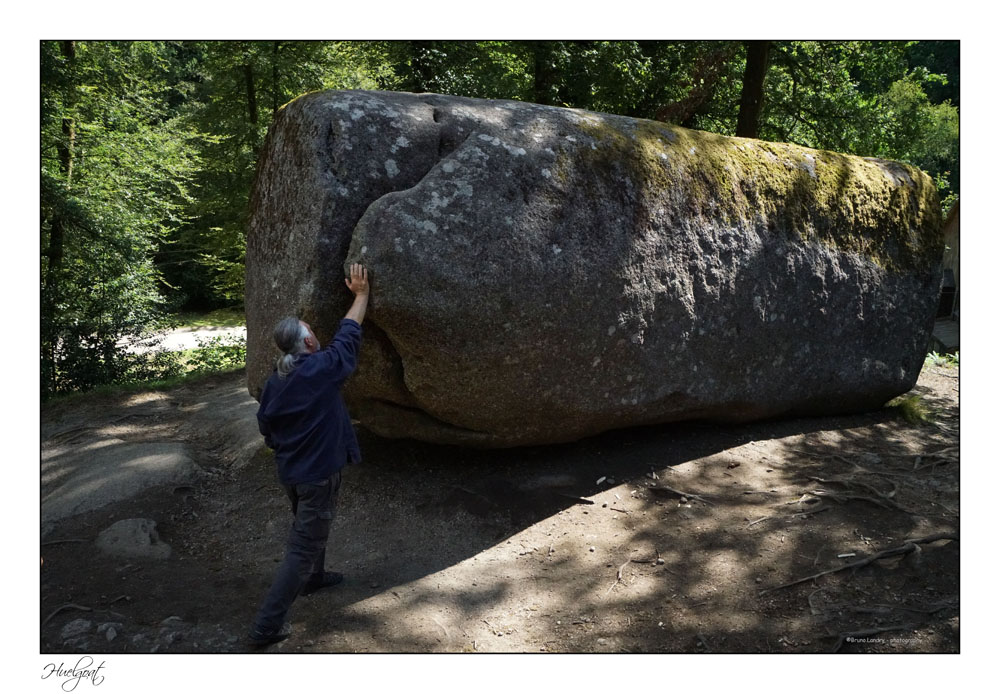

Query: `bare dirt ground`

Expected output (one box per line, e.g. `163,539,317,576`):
40,363,959,654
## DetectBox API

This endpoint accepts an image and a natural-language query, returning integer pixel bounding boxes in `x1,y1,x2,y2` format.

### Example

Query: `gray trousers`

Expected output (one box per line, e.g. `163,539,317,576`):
252,471,341,633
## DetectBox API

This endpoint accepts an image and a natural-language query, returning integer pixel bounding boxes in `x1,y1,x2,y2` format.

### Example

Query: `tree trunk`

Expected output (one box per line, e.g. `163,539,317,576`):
400,41,436,93
654,42,740,125
47,40,76,289
56,40,76,185
44,40,78,393
244,62,258,126
735,41,771,138
531,41,558,105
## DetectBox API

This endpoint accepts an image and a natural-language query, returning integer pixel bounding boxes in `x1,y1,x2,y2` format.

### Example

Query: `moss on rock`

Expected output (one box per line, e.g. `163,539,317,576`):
568,112,942,272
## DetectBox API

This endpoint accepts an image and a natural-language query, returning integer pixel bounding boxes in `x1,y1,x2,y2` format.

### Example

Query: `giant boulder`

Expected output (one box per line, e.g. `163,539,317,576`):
246,90,942,447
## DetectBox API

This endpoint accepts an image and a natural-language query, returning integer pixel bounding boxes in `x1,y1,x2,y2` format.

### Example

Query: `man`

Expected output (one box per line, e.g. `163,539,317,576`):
247,263,370,646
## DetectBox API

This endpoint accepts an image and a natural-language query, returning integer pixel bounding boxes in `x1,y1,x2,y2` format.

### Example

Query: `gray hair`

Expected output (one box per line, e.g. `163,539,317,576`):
273,316,310,378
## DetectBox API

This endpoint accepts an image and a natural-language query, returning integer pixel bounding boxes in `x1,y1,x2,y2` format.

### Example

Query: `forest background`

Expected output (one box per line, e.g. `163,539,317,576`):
39,39,959,399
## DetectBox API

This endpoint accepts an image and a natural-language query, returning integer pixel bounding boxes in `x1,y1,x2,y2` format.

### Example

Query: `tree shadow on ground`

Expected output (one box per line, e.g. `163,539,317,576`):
39,368,958,653
282,396,956,652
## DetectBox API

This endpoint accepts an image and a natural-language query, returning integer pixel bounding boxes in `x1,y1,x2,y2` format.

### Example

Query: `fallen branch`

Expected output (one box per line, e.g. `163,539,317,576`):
791,506,830,519
746,516,771,527
759,533,958,595
809,489,896,510
648,485,715,505
806,588,827,616
924,446,959,458
827,601,955,617
844,465,915,478
41,539,88,546
42,603,93,627
914,458,958,472
626,551,674,573
605,560,632,595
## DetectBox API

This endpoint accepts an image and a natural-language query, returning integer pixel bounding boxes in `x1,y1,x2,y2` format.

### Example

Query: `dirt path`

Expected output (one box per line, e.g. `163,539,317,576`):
119,325,246,354
39,364,959,653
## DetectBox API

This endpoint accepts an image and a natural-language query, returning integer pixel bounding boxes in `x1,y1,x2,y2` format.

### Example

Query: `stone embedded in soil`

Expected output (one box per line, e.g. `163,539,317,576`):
43,441,201,529
246,90,943,448
61,619,92,641
96,621,122,636
95,518,172,559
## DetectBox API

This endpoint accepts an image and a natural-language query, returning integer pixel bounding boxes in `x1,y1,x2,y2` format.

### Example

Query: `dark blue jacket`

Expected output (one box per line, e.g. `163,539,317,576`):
257,318,363,485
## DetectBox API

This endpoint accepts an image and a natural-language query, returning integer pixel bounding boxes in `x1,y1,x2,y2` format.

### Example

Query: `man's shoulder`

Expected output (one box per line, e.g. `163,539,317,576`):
260,369,296,399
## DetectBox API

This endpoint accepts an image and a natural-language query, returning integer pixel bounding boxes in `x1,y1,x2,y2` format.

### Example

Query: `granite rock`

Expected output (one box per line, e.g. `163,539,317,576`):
246,90,942,447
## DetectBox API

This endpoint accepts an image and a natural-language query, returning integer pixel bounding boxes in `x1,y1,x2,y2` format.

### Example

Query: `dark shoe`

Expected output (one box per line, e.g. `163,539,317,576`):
247,621,292,646
300,571,344,596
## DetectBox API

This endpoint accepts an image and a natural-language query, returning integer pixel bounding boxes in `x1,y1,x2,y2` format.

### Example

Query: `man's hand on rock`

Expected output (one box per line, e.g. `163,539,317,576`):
343,263,370,325
345,263,370,297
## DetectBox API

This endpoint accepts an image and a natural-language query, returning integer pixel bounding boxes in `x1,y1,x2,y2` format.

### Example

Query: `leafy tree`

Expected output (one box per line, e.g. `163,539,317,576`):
904,41,959,107
158,41,390,307
374,40,533,99
878,71,959,210
760,41,958,210
39,40,958,398
41,40,201,397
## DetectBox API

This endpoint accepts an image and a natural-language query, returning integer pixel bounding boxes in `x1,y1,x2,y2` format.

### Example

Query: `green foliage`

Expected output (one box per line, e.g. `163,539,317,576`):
760,41,958,209
167,308,245,330
40,40,958,397
159,41,391,306
926,350,959,368
378,40,534,99
886,395,932,426
184,334,247,373
41,41,203,398
364,40,958,207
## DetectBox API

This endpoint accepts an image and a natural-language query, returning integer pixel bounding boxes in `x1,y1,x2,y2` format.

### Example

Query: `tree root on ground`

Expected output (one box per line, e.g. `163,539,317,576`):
758,533,958,596
42,603,93,627
805,475,905,511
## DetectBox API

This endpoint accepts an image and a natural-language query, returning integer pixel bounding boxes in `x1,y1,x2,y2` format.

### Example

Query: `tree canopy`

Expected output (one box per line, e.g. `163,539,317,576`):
39,40,959,398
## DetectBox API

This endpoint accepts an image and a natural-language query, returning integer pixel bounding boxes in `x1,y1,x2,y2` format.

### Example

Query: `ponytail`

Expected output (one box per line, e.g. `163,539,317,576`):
273,316,310,378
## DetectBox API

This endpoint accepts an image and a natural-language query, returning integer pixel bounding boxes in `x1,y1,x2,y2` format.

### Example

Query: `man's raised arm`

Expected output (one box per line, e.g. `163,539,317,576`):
344,263,370,325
